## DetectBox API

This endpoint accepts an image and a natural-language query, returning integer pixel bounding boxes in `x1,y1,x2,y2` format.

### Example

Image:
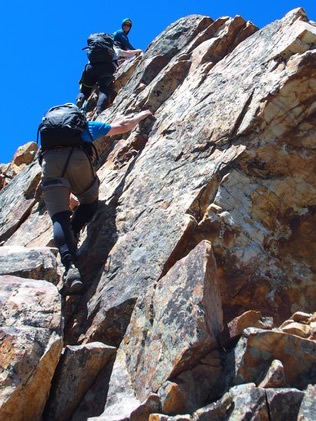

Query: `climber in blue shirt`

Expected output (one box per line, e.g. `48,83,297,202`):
41,109,153,296
81,121,111,142
113,18,135,51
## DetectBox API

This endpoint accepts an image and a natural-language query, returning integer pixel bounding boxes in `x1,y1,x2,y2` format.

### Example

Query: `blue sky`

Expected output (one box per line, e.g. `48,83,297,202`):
1,0,315,164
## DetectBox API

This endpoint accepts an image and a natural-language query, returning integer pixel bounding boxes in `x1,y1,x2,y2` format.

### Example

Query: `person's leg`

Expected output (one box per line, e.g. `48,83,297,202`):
71,199,99,236
51,210,83,295
43,184,83,295
76,92,86,109
96,76,114,115
94,62,116,116
77,64,96,108
64,149,100,243
42,150,84,295
96,90,109,115
51,210,77,267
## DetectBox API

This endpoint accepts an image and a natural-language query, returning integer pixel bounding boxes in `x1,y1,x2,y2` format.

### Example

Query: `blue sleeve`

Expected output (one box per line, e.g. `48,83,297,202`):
113,30,124,44
126,39,135,50
81,121,111,142
113,30,134,50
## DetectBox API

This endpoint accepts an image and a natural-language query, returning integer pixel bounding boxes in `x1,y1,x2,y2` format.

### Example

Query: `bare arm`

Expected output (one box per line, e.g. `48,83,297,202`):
122,49,143,58
107,110,153,136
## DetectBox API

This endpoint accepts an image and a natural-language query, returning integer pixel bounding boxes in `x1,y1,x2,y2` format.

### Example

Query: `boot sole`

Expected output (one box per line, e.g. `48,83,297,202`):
67,280,84,295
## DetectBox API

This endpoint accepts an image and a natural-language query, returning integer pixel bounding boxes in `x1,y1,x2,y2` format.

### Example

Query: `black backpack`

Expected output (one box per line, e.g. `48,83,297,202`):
83,33,114,64
37,103,88,150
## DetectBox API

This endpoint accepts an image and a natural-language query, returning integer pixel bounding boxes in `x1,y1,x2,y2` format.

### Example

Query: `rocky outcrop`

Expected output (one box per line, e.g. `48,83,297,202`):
1,7,316,421
0,245,59,281
43,342,116,421
0,141,38,191
0,160,42,245
0,275,63,421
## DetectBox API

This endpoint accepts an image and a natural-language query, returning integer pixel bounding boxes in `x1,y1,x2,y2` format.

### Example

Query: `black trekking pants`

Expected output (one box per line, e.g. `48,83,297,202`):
77,62,115,114
52,200,98,268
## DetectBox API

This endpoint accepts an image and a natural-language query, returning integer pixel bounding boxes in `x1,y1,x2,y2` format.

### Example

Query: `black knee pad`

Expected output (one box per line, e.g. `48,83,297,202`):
72,200,99,234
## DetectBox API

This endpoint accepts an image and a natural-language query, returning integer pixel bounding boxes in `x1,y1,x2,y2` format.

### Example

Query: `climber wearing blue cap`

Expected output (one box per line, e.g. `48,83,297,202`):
113,18,135,51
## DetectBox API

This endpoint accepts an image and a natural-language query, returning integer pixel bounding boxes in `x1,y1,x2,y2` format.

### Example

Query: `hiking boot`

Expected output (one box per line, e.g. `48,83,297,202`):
61,264,83,296
76,93,85,109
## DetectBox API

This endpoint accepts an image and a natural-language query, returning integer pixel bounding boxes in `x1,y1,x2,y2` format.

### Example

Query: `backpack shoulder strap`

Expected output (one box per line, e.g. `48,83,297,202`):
36,126,41,145
61,147,74,177
85,121,94,142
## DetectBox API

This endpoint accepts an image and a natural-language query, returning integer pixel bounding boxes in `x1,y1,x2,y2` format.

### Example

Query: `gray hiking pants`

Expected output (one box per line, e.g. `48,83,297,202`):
41,147,99,217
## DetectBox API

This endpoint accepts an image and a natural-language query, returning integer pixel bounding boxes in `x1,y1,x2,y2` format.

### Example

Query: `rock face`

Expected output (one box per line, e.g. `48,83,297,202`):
0,275,63,421
0,141,38,191
1,7,316,421
43,342,116,421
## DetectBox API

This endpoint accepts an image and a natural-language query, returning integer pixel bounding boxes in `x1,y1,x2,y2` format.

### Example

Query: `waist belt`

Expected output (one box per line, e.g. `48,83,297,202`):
41,145,79,156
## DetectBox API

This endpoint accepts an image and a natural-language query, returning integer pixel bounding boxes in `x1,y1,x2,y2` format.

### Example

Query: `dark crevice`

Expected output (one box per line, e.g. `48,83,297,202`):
264,389,273,421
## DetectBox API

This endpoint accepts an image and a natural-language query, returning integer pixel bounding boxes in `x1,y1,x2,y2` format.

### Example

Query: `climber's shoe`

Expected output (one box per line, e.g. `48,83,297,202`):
60,264,83,296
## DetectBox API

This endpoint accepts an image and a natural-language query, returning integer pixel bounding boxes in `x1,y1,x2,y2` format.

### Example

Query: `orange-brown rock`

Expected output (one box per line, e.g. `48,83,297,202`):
221,310,273,346
43,342,116,421
281,321,311,338
10,141,38,172
158,382,187,415
258,359,287,388
0,142,38,191
0,275,63,421
235,328,316,388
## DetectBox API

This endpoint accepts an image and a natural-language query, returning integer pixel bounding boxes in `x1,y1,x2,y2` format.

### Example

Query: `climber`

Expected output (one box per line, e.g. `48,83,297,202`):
76,63,115,118
76,63,117,119
76,30,142,118
39,104,153,296
76,33,116,119
113,18,135,51
76,61,115,117
76,46,143,118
